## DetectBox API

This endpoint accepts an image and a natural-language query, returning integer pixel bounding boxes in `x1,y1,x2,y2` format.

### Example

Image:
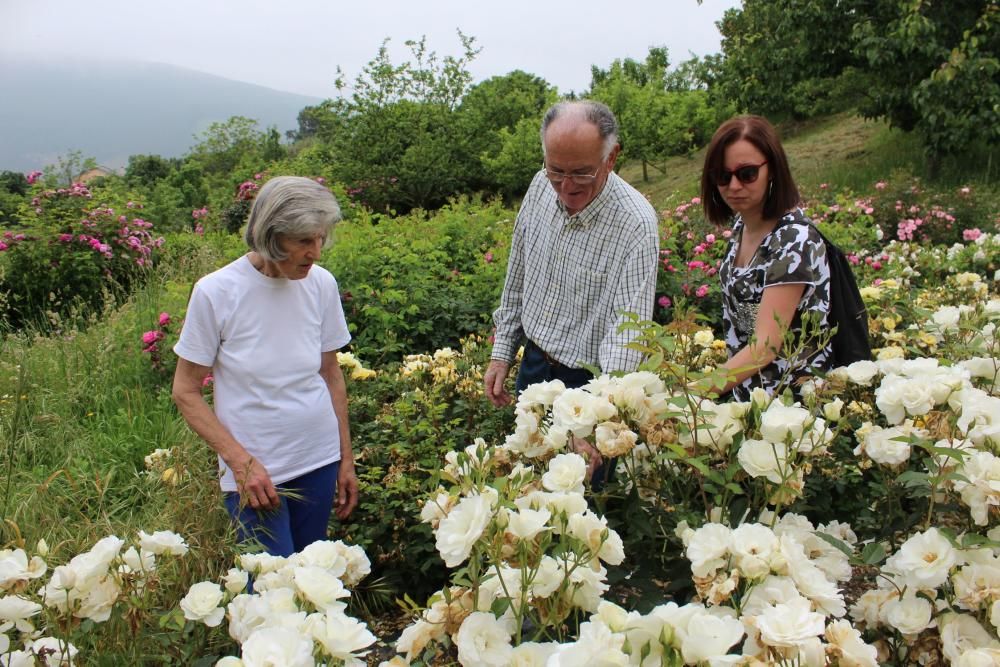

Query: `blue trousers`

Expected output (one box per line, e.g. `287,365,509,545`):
224,461,340,557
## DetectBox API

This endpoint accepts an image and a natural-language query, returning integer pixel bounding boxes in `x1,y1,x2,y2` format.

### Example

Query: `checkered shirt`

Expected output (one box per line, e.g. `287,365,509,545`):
491,170,659,373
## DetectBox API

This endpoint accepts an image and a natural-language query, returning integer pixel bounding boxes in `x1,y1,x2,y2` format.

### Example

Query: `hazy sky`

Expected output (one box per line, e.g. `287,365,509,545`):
1,1,741,98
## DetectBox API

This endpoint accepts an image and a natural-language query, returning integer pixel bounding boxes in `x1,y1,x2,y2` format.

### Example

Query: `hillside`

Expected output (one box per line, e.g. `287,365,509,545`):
0,58,321,172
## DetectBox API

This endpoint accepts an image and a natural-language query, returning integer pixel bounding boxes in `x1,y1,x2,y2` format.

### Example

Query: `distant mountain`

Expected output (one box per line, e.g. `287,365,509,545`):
0,58,322,172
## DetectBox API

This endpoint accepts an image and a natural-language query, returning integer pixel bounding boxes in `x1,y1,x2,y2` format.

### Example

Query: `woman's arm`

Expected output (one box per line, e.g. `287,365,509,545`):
171,357,279,510
319,351,358,519
715,282,806,395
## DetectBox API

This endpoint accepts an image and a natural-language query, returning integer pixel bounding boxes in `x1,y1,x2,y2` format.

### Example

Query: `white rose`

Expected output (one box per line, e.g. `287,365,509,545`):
845,360,879,386
960,357,1000,382
738,438,790,484
824,619,878,667
686,523,733,578
309,610,376,662
420,490,456,527
293,565,350,612
883,594,934,636
567,510,625,566
542,452,587,494
760,402,812,444
731,523,779,579
0,549,47,591
455,612,515,667
137,530,189,556
957,648,1000,667
517,379,566,408
875,375,933,424
823,398,844,422
435,494,493,567
755,596,826,648
546,618,626,665
509,641,559,666
0,594,42,633
954,451,1000,526
504,508,551,541
940,612,1000,665
885,527,961,590
593,421,638,458
180,581,225,627
551,388,616,438
680,609,745,664
27,637,78,667
215,658,245,667
859,424,912,466
222,568,249,594
569,563,609,612
240,627,315,667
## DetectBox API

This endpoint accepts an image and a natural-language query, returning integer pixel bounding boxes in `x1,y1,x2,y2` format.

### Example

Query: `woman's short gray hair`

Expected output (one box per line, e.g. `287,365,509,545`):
540,100,619,159
244,176,342,262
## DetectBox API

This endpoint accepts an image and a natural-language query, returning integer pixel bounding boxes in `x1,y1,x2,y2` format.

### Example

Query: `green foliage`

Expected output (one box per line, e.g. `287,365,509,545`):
43,149,98,187
324,197,511,362
480,117,545,200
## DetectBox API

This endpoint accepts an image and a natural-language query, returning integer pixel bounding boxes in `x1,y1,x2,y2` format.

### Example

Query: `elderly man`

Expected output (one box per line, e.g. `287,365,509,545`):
484,100,659,416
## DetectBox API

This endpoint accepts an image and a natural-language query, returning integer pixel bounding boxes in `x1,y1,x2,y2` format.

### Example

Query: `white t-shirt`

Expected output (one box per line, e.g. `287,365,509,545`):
174,254,352,492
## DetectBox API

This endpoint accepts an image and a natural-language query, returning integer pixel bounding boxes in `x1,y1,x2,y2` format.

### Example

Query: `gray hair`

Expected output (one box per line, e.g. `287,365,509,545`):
540,100,619,159
244,176,342,262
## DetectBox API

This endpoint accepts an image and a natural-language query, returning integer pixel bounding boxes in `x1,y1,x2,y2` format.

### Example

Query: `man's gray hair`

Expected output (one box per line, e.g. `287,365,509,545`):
244,176,342,262
540,100,619,159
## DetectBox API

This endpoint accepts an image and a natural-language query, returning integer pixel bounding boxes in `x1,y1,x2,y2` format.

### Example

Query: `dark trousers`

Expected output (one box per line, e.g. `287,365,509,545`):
515,340,613,489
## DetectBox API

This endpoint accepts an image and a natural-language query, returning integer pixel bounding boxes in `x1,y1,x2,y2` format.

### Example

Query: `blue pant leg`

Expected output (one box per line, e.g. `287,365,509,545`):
282,461,340,553
224,492,295,557
515,341,553,394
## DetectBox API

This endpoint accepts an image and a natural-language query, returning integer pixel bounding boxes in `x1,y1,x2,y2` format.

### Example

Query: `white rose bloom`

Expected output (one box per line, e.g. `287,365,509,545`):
137,530,189,556
779,535,845,617
845,360,879,386
0,549,47,591
420,490,456,527
239,552,287,576
567,511,625,566
227,587,301,644
884,527,961,590
505,508,551,541
0,594,42,632
849,587,896,628
799,417,834,455
215,658,245,667
875,375,934,424
755,596,826,648
824,619,878,667
518,379,566,408
750,387,771,409
957,648,1000,667
516,491,588,526
858,424,912,466
883,594,934,636
27,637,78,667
680,609,745,664
823,398,845,422
529,556,564,599
687,523,733,578
309,610,376,662
551,388,616,438
293,565,350,612
593,421,638,458
435,493,493,567
542,453,587,494
222,568,249,595
898,357,941,377
699,401,746,453
119,546,155,579
569,563,609,612
455,612,515,667
740,575,802,619
760,402,812,444
954,451,1000,525
240,627,315,667
180,581,226,627
961,357,1000,382
731,523,779,579
940,612,1000,665
546,618,627,666
737,438,790,484
509,641,559,666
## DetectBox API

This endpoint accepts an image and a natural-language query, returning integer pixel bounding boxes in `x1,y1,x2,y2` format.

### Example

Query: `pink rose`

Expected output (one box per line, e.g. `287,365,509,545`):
142,330,164,345
158,312,171,327
658,295,672,308
695,285,710,298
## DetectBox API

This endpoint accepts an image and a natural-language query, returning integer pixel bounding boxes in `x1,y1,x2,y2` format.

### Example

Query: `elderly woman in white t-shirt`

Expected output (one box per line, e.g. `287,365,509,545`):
172,176,358,557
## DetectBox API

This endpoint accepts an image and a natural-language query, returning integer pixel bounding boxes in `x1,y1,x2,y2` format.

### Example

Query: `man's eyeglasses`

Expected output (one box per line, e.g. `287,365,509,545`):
544,165,600,185
714,161,768,187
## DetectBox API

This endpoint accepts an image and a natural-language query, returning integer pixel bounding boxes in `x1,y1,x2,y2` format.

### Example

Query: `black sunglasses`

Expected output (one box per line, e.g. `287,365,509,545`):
714,160,768,186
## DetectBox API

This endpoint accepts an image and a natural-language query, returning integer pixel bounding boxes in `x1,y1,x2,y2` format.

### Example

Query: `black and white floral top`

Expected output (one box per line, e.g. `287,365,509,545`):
719,209,832,401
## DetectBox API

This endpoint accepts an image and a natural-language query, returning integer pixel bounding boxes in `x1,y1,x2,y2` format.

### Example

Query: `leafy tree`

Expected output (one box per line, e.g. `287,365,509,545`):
324,33,483,212
187,116,281,176
125,154,176,189
481,117,545,199
43,150,98,187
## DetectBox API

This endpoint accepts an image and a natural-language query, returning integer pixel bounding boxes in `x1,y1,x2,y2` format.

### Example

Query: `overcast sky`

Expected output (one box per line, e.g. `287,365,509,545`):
1,0,741,98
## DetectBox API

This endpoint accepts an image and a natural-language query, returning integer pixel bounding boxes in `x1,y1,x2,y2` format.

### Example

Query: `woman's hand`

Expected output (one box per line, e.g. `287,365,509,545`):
335,461,359,519
571,436,603,482
231,454,280,511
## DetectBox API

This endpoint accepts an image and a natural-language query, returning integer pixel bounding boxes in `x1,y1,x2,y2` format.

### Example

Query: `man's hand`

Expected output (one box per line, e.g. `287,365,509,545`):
484,360,513,407
233,455,280,511
335,461,359,520
571,436,603,483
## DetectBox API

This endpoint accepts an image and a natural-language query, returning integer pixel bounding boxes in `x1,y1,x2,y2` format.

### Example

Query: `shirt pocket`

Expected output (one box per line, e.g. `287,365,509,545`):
572,268,607,313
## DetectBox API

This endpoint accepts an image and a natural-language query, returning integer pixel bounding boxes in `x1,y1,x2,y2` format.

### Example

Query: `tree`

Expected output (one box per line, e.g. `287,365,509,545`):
125,154,176,189
43,150,98,187
187,116,273,175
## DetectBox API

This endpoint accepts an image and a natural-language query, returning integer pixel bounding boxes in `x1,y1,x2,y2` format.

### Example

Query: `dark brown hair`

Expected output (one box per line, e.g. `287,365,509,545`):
700,115,800,225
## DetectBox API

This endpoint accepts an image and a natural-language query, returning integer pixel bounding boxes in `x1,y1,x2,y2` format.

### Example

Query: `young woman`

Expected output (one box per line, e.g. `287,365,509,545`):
700,116,832,401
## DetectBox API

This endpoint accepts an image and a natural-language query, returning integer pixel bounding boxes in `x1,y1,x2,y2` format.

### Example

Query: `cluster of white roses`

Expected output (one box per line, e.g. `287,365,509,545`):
674,513,876,665
383,434,628,666
0,530,188,665
188,539,375,667
851,526,1000,664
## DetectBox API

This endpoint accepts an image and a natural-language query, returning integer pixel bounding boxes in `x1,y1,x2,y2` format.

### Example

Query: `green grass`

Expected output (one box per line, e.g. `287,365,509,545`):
617,112,999,209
